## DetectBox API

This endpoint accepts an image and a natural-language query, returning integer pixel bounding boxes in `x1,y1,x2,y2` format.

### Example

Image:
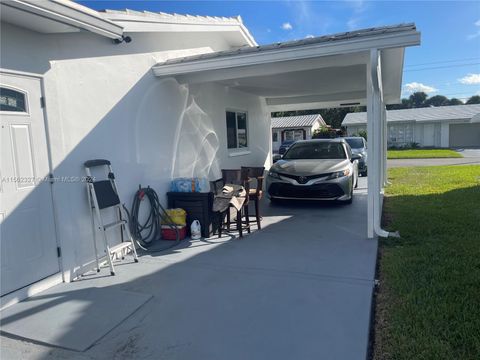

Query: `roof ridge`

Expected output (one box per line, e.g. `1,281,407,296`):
271,114,325,128
346,103,480,116
342,104,480,125
101,8,243,24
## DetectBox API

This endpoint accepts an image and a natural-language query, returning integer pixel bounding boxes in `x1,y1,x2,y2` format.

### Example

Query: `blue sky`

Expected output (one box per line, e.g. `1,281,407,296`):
80,0,480,101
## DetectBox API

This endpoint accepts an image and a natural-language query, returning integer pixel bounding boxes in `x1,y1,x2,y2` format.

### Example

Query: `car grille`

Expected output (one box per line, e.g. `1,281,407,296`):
268,183,345,199
278,172,333,184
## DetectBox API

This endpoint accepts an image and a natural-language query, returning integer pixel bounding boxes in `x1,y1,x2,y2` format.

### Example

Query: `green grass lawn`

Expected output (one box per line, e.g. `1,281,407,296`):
387,149,462,159
374,165,480,360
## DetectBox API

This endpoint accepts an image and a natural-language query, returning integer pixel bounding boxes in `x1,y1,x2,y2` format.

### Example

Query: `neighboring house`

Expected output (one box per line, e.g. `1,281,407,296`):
271,114,326,152
342,104,480,148
0,0,420,306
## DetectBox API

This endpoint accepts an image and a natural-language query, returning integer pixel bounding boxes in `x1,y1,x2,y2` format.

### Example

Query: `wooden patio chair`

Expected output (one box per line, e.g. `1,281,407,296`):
211,169,251,237
241,166,265,229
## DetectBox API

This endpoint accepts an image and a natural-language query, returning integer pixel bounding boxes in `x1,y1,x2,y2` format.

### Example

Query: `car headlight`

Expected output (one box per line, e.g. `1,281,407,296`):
327,169,350,179
268,170,281,179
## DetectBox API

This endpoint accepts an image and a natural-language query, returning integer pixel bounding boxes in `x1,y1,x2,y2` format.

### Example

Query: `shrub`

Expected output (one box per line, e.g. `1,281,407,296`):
358,129,367,141
313,126,335,139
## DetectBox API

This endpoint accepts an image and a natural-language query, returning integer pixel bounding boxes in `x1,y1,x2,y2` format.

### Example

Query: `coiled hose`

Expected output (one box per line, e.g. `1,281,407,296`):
125,185,180,252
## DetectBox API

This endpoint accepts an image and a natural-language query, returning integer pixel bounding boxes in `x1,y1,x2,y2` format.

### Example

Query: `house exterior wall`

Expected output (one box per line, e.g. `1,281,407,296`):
346,118,474,148
272,129,282,152
272,124,319,152
345,125,366,137
1,22,270,282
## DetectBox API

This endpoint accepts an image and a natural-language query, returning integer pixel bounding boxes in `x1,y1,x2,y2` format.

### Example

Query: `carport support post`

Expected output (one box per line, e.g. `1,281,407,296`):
367,49,390,239
383,106,388,186
366,53,375,238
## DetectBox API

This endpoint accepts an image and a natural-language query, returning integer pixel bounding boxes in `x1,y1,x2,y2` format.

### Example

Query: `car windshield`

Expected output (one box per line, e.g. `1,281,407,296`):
283,142,346,160
345,138,364,149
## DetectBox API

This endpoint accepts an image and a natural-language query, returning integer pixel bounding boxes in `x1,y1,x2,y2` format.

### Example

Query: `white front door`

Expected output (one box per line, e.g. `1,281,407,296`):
0,72,60,296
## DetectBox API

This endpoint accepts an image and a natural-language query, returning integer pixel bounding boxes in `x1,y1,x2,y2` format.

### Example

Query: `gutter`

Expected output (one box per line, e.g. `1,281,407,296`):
3,0,124,40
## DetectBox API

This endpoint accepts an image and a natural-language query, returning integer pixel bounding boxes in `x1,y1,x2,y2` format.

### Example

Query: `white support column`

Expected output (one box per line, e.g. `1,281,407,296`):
367,49,394,239
366,56,375,238
383,105,388,186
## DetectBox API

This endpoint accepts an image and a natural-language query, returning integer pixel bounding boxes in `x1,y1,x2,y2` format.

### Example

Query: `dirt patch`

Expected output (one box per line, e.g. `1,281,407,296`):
370,246,393,360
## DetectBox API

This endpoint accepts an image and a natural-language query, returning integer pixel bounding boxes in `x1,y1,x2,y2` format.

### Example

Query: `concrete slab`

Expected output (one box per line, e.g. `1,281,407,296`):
0,285,152,351
1,177,377,360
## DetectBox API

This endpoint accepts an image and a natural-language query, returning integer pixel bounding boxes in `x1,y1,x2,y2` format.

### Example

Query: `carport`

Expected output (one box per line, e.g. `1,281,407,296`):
153,24,421,238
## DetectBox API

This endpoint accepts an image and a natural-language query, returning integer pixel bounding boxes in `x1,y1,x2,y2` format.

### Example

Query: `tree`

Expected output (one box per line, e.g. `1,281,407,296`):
409,92,428,108
466,95,480,104
424,95,449,107
448,98,463,105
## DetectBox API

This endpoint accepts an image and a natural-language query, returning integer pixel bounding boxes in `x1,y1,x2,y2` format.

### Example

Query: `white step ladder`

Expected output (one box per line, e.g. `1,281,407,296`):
84,159,138,275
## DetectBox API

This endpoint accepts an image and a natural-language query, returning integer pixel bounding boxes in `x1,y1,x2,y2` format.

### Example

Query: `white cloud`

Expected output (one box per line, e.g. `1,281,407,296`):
467,19,480,39
458,73,480,85
281,22,293,30
404,82,438,94
305,34,315,39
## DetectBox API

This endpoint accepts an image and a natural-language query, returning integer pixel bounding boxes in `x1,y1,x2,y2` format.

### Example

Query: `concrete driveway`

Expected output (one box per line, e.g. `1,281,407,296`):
1,177,376,360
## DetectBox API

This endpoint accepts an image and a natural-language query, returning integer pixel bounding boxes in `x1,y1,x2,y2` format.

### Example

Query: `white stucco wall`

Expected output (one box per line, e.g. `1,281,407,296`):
347,121,455,148
1,23,270,280
346,125,366,136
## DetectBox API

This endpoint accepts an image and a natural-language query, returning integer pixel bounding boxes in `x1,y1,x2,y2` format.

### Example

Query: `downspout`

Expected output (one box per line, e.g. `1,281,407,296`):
370,49,400,238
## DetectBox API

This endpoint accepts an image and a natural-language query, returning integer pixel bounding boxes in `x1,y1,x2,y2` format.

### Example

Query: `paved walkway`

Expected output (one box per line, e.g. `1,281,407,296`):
1,178,376,360
388,156,480,168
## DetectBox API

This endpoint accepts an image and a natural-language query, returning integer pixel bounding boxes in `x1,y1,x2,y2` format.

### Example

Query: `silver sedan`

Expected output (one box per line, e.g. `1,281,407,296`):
267,139,360,204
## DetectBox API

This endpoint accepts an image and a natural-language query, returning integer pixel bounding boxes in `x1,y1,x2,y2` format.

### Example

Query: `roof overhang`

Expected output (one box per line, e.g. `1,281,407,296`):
152,24,420,110
102,10,256,47
0,0,123,39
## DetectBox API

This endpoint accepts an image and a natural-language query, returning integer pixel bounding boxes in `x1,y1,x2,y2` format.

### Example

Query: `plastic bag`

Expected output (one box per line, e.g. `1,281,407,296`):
162,208,187,226
170,178,210,193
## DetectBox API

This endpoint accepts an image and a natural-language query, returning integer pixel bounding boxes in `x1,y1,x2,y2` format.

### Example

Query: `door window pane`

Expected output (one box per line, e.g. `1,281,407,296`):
0,87,27,112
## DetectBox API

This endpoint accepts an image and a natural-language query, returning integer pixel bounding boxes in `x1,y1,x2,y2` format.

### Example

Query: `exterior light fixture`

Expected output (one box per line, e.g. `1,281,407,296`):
114,35,132,44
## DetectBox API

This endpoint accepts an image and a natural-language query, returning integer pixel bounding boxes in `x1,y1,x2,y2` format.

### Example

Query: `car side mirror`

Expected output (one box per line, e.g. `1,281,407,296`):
273,154,282,163
351,154,361,162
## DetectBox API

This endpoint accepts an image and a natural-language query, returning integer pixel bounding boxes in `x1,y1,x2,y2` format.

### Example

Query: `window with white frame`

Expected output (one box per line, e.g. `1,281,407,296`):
388,123,414,145
226,110,248,149
284,129,304,141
